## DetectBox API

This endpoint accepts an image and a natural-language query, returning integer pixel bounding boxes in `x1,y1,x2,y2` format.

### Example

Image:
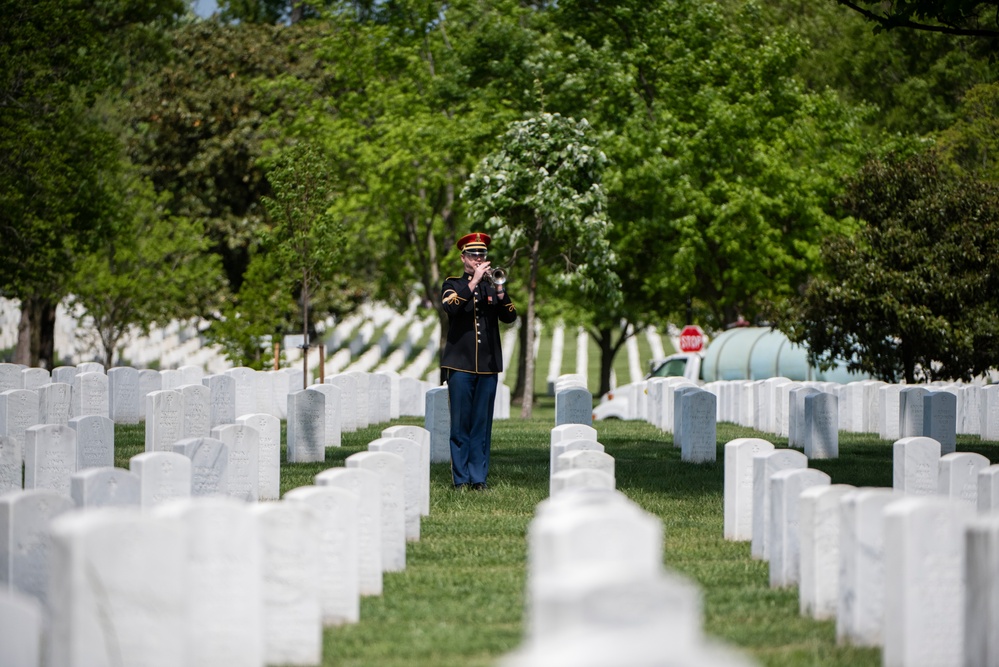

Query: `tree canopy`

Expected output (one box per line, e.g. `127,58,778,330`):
781,149,999,383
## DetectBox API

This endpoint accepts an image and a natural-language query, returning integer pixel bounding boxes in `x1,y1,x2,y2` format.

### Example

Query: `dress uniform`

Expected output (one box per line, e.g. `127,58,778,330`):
440,232,517,490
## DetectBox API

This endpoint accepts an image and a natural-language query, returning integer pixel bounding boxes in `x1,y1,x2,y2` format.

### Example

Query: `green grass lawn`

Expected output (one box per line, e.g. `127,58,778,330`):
114,402,999,667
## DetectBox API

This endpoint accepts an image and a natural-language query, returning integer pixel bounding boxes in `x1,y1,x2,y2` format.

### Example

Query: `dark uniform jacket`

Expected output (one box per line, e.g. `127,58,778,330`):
440,272,517,374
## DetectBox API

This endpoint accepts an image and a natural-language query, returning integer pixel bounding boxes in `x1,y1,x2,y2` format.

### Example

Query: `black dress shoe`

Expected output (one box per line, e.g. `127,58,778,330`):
471,482,488,491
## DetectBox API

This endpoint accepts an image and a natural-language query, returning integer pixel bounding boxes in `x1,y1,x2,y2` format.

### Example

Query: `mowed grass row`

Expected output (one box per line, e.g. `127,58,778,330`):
114,400,999,667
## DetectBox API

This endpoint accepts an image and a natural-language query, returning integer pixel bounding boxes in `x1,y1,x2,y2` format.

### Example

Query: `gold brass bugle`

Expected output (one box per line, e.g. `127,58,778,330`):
486,267,507,286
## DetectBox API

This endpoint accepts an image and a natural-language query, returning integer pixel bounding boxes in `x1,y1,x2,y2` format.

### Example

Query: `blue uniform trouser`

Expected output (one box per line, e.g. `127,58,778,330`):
447,371,498,486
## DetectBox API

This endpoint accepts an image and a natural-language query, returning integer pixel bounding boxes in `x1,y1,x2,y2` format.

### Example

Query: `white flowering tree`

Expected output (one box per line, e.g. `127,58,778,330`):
462,112,620,418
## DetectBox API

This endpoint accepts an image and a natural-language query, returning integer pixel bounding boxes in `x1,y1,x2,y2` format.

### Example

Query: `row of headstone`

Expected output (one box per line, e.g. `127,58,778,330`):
0,423,434,667
500,486,755,665
1,364,437,441
612,374,998,444
723,435,999,665
548,423,615,496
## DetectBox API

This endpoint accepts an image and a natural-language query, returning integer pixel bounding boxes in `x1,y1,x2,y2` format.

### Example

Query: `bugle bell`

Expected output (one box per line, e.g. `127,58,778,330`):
486,267,507,286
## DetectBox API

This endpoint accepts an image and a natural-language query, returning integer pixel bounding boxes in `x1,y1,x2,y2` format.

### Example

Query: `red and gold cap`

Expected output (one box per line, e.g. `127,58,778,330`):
457,232,491,253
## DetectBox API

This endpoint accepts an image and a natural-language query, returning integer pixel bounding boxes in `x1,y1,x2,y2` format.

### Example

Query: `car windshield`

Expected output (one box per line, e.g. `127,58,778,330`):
651,357,688,378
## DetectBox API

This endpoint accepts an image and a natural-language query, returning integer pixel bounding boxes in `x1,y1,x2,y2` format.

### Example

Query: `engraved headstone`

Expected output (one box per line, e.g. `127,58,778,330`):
107,366,140,424
0,434,20,494
38,382,71,426
837,487,901,647
424,386,450,463
922,390,957,454
172,437,229,497
211,423,260,502
346,450,406,572
768,468,831,588
724,438,775,541
137,369,161,421
69,467,140,508
0,389,40,466
129,451,192,509
23,425,76,496
898,386,929,439
236,413,280,501
368,373,392,425
883,496,973,666
550,439,605,480
46,508,188,667
20,368,48,392
154,496,263,666
555,386,593,426
71,371,108,418
981,384,999,441
550,468,616,496
789,387,822,449
804,391,838,459
51,366,77,387
878,384,904,441
315,467,383,596
287,389,326,464
677,388,717,463
938,451,989,506
346,371,371,429
751,448,807,560
283,485,361,625
179,383,211,439
224,367,258,420
550,424,598,467
555,450,615,484
381,424,431,516
0,488,74,604
398,376,426,417
203,373,236,429
68,415,113,470
799,484,856,619
307,383,342,448
250,502,322,666
0,363,26,393
75,362,104,375
145,389,184,453
892,436,941,495
325,374,358,433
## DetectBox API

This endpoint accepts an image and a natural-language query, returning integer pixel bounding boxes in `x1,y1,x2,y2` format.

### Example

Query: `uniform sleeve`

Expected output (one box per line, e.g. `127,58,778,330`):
496,290,517,323
441,278,473,314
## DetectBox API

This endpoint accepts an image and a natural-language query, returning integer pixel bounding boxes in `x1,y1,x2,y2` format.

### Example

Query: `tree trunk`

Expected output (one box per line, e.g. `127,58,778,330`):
520,231,542,419
16,295,58,369
596,326,615,398
511,312,528,403
14,306,31,365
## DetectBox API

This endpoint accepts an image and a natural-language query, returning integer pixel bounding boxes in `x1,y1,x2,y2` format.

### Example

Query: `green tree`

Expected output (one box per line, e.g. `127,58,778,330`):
937,82,999,181
69,171,225,367
212,143,346,379
781,149,999,383
834,0,999,37
274,0,538,358
0,0,184,367
462,112,620,417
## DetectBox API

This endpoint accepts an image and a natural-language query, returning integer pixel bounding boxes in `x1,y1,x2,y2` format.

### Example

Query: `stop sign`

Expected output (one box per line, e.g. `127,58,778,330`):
678,324,704,353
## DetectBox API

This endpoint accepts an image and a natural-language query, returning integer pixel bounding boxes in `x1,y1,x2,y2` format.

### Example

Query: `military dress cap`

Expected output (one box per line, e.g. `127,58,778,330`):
457,232,491,253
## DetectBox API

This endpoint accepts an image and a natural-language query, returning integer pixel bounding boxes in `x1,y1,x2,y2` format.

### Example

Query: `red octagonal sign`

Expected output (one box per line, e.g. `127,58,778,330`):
678,324,704,353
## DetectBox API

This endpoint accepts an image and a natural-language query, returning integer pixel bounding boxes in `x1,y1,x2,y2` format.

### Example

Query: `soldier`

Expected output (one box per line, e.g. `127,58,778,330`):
440,232,517,490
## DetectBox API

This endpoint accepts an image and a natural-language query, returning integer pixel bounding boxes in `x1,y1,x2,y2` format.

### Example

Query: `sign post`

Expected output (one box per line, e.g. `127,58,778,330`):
679,325,705,353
